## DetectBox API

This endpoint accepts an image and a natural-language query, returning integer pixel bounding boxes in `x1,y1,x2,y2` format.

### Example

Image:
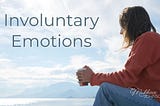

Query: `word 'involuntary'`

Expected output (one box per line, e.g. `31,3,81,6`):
5,14,99,30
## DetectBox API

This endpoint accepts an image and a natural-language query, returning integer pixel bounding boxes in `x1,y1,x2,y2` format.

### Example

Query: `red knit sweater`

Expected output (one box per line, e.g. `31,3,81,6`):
90,32,160,102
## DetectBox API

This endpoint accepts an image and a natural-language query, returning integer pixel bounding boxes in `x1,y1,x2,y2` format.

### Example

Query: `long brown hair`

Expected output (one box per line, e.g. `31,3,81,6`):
119,6,156,48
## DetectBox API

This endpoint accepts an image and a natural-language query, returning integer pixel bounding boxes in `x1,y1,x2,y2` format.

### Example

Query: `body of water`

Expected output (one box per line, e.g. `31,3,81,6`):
0,98,95,106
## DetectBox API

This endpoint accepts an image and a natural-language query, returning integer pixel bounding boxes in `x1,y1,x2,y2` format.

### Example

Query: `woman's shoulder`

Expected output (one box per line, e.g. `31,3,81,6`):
136,31,160,43
131,32,160,56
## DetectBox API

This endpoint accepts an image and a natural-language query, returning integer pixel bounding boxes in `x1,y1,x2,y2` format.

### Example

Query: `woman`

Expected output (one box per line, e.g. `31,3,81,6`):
76,6,160,106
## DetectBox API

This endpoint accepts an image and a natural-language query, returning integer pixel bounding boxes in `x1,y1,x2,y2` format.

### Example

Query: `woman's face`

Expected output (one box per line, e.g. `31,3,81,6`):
119,8,128,36
120,27,125,35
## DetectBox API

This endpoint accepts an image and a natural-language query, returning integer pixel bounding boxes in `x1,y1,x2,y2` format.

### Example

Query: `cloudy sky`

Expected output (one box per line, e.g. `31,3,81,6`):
0,0,160,97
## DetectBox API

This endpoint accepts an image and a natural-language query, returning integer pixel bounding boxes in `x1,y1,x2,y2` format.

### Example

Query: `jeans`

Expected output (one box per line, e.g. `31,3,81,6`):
93,82,160,106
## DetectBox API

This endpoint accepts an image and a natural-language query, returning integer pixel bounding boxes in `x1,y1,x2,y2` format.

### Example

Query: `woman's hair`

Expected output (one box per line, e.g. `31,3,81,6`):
119,6,156,48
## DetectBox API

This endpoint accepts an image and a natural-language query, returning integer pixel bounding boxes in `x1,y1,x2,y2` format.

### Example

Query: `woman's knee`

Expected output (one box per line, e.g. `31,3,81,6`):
99,82,114,93
100,82,115,89
99,82,122,95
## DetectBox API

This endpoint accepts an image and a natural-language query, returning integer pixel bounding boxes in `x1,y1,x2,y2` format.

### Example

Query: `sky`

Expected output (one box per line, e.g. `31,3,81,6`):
0,0,160,97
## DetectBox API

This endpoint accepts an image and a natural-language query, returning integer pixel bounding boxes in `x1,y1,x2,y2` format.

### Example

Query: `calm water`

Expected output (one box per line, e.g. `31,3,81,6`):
0,98,95,106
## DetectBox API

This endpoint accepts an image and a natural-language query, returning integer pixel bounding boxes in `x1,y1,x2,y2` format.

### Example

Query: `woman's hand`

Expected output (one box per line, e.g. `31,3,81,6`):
76,65,95,85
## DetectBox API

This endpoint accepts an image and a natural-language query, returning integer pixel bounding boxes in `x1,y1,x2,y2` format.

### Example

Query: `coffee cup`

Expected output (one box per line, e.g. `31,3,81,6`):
77,68,88,86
